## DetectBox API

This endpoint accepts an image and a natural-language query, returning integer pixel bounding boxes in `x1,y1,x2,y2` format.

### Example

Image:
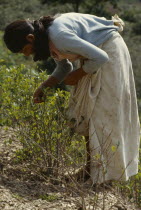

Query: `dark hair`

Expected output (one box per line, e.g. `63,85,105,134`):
3,16,55,61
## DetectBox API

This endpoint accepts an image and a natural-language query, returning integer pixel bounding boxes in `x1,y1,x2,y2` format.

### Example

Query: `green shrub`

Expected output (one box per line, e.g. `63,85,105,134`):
0,64,140,207
0,64,85,177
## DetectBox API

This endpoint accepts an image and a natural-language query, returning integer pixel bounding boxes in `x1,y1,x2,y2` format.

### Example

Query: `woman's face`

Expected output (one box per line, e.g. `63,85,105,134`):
20,34,35,56
20,43,34,56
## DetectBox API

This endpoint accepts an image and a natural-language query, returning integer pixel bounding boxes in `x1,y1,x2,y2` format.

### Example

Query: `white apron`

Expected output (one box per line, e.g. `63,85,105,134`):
67,32,140,184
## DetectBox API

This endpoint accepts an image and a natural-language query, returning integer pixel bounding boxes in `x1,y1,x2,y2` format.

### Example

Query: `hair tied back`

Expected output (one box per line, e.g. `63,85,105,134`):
39,16,54,29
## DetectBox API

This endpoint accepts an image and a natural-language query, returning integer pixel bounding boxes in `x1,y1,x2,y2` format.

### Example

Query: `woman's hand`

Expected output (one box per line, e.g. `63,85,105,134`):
64,67,87,86
33,86,46,103
33,76,59,103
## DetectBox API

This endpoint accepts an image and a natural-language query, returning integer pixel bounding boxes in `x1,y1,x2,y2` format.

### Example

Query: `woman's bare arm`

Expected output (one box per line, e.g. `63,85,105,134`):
64,67,87,86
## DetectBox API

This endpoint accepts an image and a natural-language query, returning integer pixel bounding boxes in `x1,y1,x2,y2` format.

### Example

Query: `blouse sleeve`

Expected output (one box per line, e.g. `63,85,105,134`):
51,59,73,82
52,30,109,74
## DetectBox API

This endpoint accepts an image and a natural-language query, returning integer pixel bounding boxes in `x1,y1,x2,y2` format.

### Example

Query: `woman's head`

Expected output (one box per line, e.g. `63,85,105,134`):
3,16,54,61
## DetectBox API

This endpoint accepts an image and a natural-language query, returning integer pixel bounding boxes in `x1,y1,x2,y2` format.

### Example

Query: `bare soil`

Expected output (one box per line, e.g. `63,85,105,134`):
0,127,139,210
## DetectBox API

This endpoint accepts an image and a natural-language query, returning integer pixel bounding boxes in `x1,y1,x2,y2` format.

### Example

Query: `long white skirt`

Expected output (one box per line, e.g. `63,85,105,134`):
67,32,140,184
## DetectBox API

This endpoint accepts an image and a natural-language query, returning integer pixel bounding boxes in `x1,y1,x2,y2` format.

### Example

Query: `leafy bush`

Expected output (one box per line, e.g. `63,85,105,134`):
0,64,140,206
0,64,85,178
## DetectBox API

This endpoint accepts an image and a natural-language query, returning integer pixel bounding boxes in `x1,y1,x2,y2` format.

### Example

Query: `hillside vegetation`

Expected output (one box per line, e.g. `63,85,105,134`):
0,0,141,209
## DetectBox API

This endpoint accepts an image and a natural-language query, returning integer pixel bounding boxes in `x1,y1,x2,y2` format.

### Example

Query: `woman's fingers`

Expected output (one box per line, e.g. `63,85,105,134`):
33,88,46,103
33,97,44,103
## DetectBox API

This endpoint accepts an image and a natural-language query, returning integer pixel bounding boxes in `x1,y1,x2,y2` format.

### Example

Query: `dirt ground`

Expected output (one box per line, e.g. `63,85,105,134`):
0,127,139,210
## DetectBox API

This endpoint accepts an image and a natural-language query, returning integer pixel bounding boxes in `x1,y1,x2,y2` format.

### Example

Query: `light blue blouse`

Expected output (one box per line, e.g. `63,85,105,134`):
48,13,119,82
